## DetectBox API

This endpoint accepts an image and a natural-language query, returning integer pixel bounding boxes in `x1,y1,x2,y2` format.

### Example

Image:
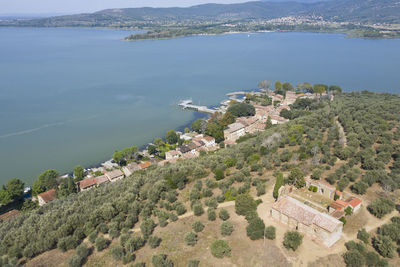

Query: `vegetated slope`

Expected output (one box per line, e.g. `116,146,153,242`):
0,91,399,266
309,0,400,24
1,0,399,27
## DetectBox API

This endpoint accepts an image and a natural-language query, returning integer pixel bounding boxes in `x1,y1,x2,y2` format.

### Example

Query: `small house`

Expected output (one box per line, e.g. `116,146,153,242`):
77,177,97,192
122,162,141,176
139,161,152,169
165,150,182,160
105,169,125,182
95,175,109,186
224,122,246,142
37,188,56,206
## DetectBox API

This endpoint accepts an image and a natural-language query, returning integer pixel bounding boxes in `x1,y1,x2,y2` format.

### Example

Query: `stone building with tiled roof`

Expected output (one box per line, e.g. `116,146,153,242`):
271,196,343,247
105,169,125,182
37,188,57,206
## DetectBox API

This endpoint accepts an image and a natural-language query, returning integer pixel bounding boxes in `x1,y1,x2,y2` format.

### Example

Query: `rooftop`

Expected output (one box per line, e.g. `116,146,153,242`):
79,177,97,189
346,197,362,208
95,175,109,185
272,196,342,233
38,188,57,203
0,209,21,221
125,162,141,172
105,169,124,180
225,122,245,134
139,161,152,169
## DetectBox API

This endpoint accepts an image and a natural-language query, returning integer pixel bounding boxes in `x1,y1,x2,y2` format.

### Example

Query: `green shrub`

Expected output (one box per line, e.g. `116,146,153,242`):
246,217,265,240
125,236,145,253
357,228,370,244
148,235,162,248
140,218,155,238
187,259,200,267
152,254,174,267
169,212,178,222
343,250,365,267
373,235,395,258
210,239,231,258
184,232,197,246
208,208,216,221
88,232,97,244
345,206,353,216
235,194,257,216
214,169,225,181
176,203,187,215
192,220,205,233
219,209,230,221
95,236,109,251
265,226,276,240
283,231,303,251
76,243,90,259
193,203,204,216
58,236,78,252
111,245,124,261
368,198,395,218
256,183,266,196
220,221,234,236
68,254,83,267
312,186,318,192
365,251,379,267
96,223,109,234
122,253,135,264
109,227,120,239
202,188,213,197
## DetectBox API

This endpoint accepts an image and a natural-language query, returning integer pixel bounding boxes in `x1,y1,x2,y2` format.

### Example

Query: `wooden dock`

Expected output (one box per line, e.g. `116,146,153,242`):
178,99,217,114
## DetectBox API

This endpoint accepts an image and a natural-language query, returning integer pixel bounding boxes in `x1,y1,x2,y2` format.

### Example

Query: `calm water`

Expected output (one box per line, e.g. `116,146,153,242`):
1,27,399,185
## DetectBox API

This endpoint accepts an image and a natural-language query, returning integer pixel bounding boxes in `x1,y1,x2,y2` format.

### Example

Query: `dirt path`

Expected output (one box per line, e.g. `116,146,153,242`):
335,116,347,147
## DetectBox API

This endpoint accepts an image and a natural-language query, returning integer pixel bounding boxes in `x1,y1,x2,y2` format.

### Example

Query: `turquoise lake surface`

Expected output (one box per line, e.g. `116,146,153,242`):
0,27,399,185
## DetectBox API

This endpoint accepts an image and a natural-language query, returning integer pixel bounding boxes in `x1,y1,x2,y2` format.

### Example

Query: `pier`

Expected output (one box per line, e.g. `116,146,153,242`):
178,99,217,114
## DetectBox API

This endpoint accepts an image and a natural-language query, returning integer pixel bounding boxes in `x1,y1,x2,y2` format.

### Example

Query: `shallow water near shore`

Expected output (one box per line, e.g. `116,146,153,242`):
0,27,399,185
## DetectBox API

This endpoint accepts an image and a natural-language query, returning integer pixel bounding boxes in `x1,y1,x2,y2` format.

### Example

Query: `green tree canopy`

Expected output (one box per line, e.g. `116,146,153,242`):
283,231,303,251
73,165,85,181
0,189,12,205
191,119,205,133
274,81,282,91
210,239,231,258
227,102,255,117
235,194,257,216
287,168,305,188
32,169,59,195
166,129,178,144
5,178,24,199
246,217,265,240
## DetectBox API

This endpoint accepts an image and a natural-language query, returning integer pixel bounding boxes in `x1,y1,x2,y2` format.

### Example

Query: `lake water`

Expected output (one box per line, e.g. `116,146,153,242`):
0,27,399,185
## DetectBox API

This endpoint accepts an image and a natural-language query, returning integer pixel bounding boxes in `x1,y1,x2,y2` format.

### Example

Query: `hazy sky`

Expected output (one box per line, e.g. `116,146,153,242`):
0,0,250,15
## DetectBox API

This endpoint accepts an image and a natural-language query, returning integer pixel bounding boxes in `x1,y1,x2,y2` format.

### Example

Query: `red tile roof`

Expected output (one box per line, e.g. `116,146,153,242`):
0,209,21,221
335,190,342,196
139,161,152,169
95,175,109,185
79,178,97,190
330,199,349,210
347,197,362,208
38,188,56,203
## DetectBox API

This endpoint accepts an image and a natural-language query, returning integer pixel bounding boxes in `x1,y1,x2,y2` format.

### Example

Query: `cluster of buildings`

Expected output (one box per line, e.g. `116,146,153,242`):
223,91,305,143
271,176,362,248
162,134,217,164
